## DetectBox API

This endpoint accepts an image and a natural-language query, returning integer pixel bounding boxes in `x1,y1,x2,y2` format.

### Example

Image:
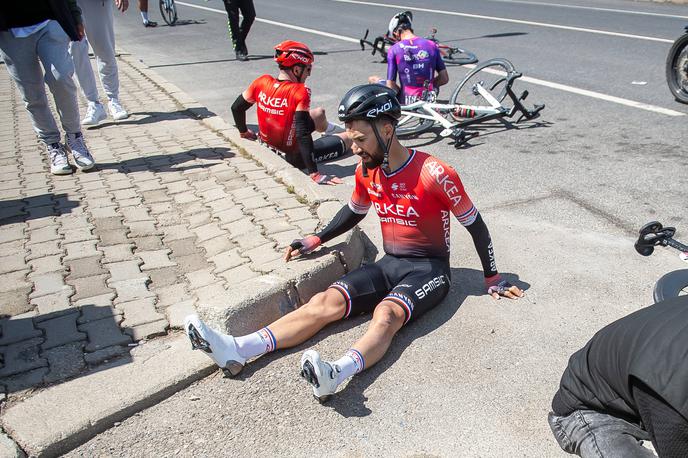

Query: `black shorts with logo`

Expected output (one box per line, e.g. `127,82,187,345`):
329,255,451,325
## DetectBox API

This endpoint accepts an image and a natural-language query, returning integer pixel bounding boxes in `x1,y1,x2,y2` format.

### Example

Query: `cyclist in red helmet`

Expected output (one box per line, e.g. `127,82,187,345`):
231,40,352,185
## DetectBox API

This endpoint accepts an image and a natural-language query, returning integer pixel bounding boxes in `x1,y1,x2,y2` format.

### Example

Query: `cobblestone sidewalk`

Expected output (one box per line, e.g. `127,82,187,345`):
0,56,321,400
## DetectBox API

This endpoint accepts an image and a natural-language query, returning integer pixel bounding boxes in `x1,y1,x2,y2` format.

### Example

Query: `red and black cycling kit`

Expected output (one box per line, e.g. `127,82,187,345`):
312,149,500,324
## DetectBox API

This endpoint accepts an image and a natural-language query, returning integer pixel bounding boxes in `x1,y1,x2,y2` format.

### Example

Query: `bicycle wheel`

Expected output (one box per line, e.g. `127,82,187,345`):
665,32,688,104
449,58,515,121
653,269,688,302
159,0,178,26
440,45,478,65
395,109,434,137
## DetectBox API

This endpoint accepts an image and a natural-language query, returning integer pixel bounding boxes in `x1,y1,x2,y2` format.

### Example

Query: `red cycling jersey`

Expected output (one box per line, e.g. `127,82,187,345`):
349,150,477,258
246,74,311,156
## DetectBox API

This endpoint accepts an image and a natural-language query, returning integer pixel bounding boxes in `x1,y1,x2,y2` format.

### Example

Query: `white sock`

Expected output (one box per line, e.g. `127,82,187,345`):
333,349,365,386
141,11,149,22
234,327,276,359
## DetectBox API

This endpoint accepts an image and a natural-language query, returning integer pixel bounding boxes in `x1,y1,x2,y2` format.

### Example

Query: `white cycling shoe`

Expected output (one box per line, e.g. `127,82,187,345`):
184,314,245,377
300,349,340,403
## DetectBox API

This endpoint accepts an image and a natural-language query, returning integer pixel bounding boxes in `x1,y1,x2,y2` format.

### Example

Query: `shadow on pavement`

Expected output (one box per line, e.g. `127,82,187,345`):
87,108,215,128
96,147,235,174
0,193,79,225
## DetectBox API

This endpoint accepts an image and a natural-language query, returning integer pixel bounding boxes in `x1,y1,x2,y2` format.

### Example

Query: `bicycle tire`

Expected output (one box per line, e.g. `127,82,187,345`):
440,46,478,66
395,109,434,137
665,33,688,104
653,268,688,303
159,0,178,26
449,58,515,122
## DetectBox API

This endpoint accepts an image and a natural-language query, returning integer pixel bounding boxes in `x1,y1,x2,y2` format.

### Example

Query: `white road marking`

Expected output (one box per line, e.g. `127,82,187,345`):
486,0,688,20
174,0,686,117
333,0,675,43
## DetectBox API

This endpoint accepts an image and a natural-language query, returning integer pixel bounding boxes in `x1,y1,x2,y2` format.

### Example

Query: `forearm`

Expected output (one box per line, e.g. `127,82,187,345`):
67,0,83,24
464,212,499,281
316,205,366,244
230,94,252,132
295,111,317,174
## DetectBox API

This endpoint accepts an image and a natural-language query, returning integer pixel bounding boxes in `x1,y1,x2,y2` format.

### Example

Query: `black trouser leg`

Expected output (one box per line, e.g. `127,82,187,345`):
224,0,240,49
238,0,256,51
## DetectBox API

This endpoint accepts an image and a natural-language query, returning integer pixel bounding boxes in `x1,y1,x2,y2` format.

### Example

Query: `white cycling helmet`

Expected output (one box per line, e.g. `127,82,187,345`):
388,11,413,36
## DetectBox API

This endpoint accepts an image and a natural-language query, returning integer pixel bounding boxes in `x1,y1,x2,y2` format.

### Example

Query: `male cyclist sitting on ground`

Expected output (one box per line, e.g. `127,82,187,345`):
186,84,523,402
231,40,351,185
368,11,449,105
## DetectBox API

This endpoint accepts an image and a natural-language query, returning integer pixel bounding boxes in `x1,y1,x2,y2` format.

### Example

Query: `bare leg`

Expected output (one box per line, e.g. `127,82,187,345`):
349,301,405,368
309,107,352,149
138,0,148,12
368,75,383,84
268,289,346,349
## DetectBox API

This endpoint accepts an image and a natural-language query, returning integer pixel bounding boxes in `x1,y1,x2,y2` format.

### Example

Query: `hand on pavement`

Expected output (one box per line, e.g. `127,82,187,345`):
310,172,343,185
487,279,524,300
240,129,257,141
284,235,322,262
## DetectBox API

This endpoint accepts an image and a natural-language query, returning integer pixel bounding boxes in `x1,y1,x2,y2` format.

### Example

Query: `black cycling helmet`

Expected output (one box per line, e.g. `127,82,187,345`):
388,10,413,36
338,84,401,123
338,84,401,172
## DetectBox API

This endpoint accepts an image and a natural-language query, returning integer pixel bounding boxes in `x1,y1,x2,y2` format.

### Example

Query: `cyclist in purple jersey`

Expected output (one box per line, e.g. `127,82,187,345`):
369,11,448,105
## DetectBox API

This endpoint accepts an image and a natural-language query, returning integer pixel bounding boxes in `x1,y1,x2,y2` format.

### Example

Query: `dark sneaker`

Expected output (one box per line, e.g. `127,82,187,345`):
47,143,72,175
236,49,248,62
144,20,157,27
66,132,95,171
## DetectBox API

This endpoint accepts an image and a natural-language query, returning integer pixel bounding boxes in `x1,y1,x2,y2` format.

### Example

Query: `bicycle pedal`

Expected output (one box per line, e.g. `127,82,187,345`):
519,90,529,100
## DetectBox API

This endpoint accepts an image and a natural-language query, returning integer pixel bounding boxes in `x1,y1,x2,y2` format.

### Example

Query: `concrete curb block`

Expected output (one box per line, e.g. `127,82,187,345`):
1,336,215,458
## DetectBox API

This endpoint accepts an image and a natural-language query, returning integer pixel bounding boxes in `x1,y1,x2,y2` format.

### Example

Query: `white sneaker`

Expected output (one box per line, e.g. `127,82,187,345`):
47,143,72,175
81,102,107,126
108,98,129,120
65,132,95,171
184,314,245,376
300,349,340,403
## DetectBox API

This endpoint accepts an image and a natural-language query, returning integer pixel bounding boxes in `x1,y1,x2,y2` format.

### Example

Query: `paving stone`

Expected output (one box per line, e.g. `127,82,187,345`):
138,249,175,270
0,338,46,378
133,179,161,192
162,224,189,242
84,197,115,209
57,215,91,230
244,243,282,266
0,312,42,346
80,315,131,352
42,342,85,384
284,206,314,222
198,235,235,258
194,282,229,304
217,264,260,286
112,188,138,201
252,257,286,274
234,162,261,173
90,206,119,218
224,217,255,238
0,254,27,274
123,319,168,341
83,345,128,365
68,274,113,302
117,297,166,327
3,367,49,393
97,229,130,246
36,312,86,350
92,216,124,231
0,287,33,317
262,218,298,236
293,218,320,235
66,255,106,280
31,290,74,319
175,252,210,273
166,237,200,258
154,284,191,308
234,232,272,251
29,272,72,299
111,278,154,303
0,430,24,457
118,197,143,207
241,195,271,210
148,201,175,216
187,211,212,229
26,240,61,260
165,300,196,329
275,196,306,210
155,211,184,227
0,239,25,257
243,170,271,181
100,243,135,263
26,225,60,245
185,269,218,290
126,221,159,238
191,222,226,243
76,293,120,323
269,229,304,249
142,189,171,204
25,205,56,220
61,227,97,244
105,260,146,283
209,249,247,273
147,267,178,288
63,240,100,261
250,206,282,221
213,206,244,223
120,206,153,222
181,201,206,216
229,186,257,200
130,235,164,251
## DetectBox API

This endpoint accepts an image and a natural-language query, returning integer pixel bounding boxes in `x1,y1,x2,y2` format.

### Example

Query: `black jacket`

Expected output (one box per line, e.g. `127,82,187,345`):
552,295,688,421
0,0,82,41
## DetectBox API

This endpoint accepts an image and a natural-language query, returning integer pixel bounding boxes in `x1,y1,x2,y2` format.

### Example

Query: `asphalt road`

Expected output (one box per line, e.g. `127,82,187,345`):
69,1,688,456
